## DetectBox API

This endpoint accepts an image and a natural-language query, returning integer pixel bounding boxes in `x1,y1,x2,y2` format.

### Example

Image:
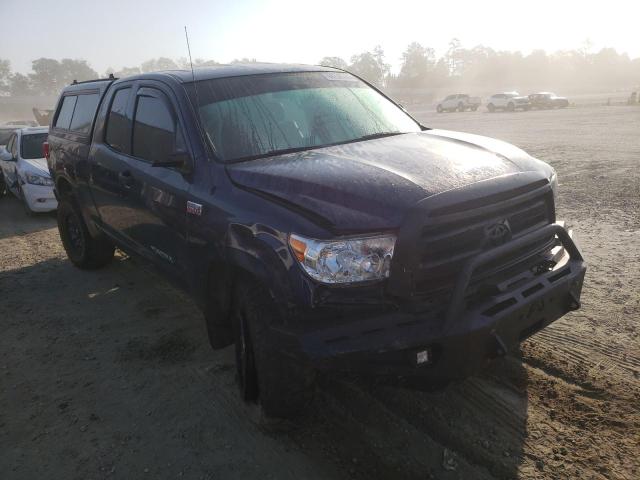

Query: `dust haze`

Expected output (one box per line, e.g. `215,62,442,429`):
1,1,639,480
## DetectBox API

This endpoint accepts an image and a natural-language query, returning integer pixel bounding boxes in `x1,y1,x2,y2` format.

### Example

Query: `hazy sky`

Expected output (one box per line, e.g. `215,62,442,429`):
2,0,638,74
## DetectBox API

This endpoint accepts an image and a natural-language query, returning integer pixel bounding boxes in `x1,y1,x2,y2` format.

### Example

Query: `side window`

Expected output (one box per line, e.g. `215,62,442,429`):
132,91,181,162
55,95,77,129
69,93,100,134
7,135,16,156
105,88,131,153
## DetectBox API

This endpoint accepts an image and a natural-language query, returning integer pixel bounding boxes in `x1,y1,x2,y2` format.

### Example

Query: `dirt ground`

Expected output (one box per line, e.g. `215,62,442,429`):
1,104,638,480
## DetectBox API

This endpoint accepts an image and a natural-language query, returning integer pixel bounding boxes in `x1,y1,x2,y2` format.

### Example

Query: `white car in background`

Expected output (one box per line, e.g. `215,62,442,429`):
486,92,531,112
0,126,57,214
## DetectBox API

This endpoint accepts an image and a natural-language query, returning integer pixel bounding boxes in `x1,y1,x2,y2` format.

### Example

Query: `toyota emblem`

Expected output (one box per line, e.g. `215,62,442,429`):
484,219,512,247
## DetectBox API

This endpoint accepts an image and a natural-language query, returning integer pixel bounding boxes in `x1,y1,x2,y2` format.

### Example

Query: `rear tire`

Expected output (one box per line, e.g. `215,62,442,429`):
436,104,443,113
57,198,115,269
472,106,478,111
507,102,515,112
457,102,465,112
233,279,315,418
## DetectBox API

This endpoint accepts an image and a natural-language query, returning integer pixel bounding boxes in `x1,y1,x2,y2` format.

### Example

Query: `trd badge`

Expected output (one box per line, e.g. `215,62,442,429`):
186,201,203,216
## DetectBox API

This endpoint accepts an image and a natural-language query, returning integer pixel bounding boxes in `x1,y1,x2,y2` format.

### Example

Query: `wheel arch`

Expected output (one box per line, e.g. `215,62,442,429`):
197,223,303,347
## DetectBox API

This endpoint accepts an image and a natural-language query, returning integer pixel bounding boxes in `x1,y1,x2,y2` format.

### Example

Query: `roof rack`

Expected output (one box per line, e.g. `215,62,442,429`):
71,73,117,85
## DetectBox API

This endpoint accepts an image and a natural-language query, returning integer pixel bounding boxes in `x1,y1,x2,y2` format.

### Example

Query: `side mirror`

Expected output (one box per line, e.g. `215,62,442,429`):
151,151,191,169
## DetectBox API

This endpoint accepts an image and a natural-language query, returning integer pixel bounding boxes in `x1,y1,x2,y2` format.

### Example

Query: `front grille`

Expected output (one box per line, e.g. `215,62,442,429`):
401,188,555,298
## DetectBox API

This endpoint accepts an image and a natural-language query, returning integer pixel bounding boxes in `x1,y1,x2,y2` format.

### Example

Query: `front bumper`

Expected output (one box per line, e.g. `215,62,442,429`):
22,182,58,212
282,223,585,380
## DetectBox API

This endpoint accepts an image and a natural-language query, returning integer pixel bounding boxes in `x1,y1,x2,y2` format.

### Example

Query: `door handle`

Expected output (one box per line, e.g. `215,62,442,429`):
118,170,134,189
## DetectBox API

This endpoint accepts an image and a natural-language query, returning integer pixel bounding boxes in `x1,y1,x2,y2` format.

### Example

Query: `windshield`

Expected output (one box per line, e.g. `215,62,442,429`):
192,71,421,162
21,133,48,160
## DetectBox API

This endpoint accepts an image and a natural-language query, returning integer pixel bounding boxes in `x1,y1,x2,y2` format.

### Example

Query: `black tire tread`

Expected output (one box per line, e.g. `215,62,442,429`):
57,198,115,270
235,279,315,418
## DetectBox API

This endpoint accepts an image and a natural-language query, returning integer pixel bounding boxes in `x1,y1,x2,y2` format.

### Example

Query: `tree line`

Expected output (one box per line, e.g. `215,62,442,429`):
1,40,638,97
324,40,640,92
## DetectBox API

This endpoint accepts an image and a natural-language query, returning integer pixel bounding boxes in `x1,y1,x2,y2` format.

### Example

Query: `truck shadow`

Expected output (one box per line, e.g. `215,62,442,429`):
286,356,530,479
1,253,530,480
0,194,57,240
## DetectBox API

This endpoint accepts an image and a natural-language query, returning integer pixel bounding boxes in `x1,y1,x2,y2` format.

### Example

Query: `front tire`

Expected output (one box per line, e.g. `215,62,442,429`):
57,198,115,269
457,102,465,112
17,182,35,216
436,104,443,113
233,279,315,418
487,103,495,112
507,102,515,112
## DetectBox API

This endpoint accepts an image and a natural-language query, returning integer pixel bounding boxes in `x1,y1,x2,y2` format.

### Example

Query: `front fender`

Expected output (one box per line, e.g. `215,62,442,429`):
190,222,311,323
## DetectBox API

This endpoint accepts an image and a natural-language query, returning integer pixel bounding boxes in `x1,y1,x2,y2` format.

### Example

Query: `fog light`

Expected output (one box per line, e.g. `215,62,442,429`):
416,350,430,365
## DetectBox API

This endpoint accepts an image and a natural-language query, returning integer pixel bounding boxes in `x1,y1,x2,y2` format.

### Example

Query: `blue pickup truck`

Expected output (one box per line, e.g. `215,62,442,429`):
46,64,585,418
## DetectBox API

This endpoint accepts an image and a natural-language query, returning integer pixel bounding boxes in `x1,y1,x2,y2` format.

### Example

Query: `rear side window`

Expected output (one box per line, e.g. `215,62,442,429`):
105,88,131,153
69,93,100,134
132,94,177,162
55,96,77,129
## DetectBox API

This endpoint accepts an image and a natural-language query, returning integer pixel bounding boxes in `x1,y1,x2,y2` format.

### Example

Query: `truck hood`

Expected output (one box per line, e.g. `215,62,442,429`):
226,130,552,232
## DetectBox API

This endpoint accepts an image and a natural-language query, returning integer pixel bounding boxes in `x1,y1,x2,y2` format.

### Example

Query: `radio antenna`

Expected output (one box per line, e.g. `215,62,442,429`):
184,26,217,156
184,26,198,98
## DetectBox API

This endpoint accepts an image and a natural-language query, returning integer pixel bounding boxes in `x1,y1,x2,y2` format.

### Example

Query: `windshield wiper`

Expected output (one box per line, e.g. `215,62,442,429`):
350,131,404,142
228,145,319,163
227,132,407,163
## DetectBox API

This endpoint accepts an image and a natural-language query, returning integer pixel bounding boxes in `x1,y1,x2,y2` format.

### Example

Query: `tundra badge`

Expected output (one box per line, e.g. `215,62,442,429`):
186,201,203,216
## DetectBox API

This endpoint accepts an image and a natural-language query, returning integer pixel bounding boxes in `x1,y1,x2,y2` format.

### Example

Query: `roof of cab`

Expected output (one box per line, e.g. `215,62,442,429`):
59,63,342,94
123,63,339,84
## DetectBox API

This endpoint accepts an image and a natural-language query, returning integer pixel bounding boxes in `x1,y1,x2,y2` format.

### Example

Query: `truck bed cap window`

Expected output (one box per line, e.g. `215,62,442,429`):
105,88,132,153
69,93,100,134
55,96,77,130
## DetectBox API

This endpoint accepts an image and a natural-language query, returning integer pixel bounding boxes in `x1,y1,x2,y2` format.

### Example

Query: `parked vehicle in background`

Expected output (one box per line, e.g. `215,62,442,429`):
48,65,584,419
3,120,39,127
0,127,57,213
33,108,55,126
437,94,481,112
528,92,569,109
0,125,29,147
486,92,531,112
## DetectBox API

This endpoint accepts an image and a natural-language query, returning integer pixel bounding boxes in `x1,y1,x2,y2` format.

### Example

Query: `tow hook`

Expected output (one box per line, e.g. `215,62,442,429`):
567,291,581,311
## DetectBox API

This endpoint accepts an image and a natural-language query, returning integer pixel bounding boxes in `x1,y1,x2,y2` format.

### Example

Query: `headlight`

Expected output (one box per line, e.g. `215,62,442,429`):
25,172,54,186
289,233,396,284
549,171,558,200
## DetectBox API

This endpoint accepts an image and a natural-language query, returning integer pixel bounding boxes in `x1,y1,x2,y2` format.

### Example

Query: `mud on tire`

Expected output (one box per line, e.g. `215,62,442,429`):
233,279,315,418
57,198,115,269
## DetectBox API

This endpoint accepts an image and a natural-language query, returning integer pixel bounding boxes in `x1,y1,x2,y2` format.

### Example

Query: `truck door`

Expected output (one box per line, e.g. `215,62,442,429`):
91,82,192,283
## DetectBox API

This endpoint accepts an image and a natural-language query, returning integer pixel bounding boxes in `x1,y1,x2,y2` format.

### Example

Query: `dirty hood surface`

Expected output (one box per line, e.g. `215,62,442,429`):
226,131,549,232
21,158,49,176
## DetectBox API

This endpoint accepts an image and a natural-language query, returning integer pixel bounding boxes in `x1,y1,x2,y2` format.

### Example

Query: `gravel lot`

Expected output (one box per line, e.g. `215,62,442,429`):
1,105,638,480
